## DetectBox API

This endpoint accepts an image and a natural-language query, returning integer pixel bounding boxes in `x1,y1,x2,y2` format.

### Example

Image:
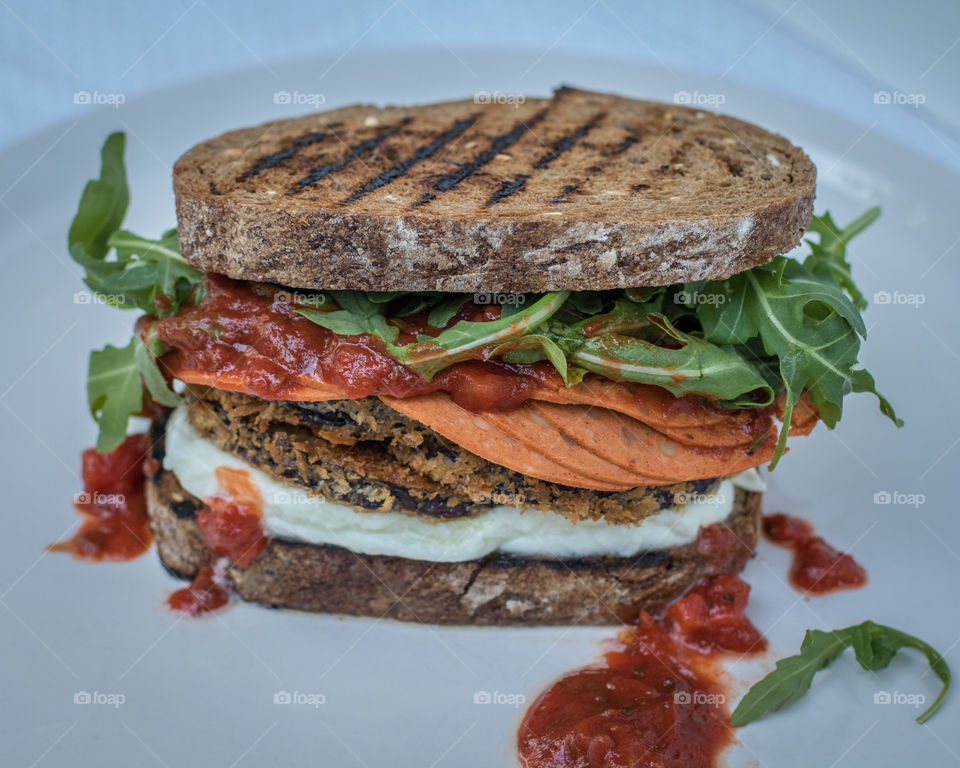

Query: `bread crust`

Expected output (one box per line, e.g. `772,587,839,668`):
173,87,815,292
147,468,761,625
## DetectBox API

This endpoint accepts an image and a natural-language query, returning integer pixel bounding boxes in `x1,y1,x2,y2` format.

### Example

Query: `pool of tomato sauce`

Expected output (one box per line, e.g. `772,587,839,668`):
147,274,739,423
762,513,867,594
518,570,767,768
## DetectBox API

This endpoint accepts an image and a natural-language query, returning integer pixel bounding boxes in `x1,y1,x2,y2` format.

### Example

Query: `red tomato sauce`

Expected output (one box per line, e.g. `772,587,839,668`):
167,564,231,616
195,466,268,568
518,574,765,768
167,466,269,615
150,274,557,412
51,434,153,560
762,513,867,594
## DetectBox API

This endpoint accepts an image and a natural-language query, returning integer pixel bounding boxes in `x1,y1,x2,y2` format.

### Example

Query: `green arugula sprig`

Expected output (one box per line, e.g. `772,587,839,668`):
696,246,902,466
70,132,901,462
70,133,201,452
731,621,950,726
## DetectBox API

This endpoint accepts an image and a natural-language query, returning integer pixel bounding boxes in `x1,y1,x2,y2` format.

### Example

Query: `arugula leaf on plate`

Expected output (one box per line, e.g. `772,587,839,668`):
731,621,950,727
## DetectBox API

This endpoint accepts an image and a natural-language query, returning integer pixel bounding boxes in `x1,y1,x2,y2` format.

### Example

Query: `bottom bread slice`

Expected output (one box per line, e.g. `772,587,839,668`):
146,468,761,625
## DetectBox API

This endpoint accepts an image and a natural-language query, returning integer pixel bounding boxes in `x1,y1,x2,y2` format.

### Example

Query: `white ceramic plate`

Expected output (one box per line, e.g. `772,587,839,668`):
2,49,958,767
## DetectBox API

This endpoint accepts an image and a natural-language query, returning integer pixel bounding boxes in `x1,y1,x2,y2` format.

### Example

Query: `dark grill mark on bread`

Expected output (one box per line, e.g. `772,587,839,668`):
532,111,606,169
411,109,548,207
342,116,478,204
548,183,580,204
239,130,332,179
485,111,605,206
612,134,640,154
174,87,817,291
544,130,635,204
291,118,413,192
485,174,530,206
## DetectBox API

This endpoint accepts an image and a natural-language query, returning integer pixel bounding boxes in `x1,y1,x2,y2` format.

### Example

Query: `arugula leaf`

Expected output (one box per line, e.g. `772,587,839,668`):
427,295,470,328
69,132,129,261
87,333,183,452
699,255,900,466
70,133,194,451
731,621,950,727
492,334,569,380
137,328,182,410
69,134,202,318
805,207,880,310
568,314,774,406
385,291,570,379
87,340,143,453
565,298,652,337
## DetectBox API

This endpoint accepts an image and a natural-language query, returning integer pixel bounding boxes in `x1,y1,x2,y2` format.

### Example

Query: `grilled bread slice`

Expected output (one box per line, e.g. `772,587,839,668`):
173,87,815,292
147,466,761,625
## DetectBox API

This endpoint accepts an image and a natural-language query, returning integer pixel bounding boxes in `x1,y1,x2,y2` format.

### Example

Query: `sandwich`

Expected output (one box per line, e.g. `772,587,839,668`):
68,87,899,624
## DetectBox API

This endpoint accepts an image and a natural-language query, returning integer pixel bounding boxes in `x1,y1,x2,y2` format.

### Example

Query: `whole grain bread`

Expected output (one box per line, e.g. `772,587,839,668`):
147,467,760,625
173,87,815,292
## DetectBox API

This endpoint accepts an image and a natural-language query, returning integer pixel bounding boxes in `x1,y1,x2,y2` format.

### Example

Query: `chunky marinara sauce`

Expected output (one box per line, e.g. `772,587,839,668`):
150,274,761,423
51,434,153,560
762,513,867,594
151,274,554,412
518,572,766,768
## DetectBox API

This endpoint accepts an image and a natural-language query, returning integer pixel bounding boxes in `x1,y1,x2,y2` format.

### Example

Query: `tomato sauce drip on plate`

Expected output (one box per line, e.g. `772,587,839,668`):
518,574,766,768
167,564,231,616
51,434,153,561
762,513,867,594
